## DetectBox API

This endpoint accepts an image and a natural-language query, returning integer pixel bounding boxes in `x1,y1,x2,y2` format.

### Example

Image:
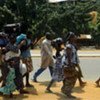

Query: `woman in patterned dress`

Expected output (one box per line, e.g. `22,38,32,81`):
0,58,16,97
46,38,64,93
61,32,78,98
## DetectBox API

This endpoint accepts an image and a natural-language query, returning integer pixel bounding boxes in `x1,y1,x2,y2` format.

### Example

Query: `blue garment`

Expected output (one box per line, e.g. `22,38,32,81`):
20,39,31,58
0,38,8,47
33,66,53,79
52,56,64,82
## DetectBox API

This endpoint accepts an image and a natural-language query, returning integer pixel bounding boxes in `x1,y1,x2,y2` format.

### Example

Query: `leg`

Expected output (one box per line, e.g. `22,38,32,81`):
78,76,86,86
61,77,77,98
49,66,53,76
46,79,55,93
26,73,33,87
13,59,29,94
76,64,86,86
95,77,100,87
26,73,29,85
33,68,45,82
15,68,29,94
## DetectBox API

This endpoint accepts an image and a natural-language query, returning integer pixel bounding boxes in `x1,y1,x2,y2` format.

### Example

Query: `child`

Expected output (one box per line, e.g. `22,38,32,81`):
46,38,64,93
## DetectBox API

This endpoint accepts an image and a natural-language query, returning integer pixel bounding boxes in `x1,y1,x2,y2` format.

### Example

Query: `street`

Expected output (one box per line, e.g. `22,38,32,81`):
30,56,100,81
0,52,100,100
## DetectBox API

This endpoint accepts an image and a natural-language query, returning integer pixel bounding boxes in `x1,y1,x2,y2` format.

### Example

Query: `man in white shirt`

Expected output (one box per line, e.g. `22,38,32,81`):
33,32,54,82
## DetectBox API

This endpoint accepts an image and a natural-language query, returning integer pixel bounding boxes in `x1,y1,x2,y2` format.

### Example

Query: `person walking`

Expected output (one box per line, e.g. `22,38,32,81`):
61,32,78,98
2,35,29,94
76,64,86,86
0,33,9,85
17,31,33,87
46,38,64,93
33,32,54,82
0,58,16,98
73,40,86,87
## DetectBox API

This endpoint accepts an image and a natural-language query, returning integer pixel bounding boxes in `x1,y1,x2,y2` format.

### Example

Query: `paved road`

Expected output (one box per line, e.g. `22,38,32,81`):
30,57,100,81
31,50,100,57
0,50,100,82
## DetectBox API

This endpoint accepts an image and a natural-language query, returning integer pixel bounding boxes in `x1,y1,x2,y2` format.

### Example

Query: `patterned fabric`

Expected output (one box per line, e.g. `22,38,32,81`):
62,43,79,66
61,76,77,95
0,68,16,95
21,57,33,72
20,39,33,73
4,42,24,90
63,66,78,78
52,56,64,82
61,42,78,96
5,43,20,61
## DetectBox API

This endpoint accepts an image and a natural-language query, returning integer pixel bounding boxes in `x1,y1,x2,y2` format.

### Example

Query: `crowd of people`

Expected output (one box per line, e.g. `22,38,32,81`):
0,29,99,99
0,30,33,97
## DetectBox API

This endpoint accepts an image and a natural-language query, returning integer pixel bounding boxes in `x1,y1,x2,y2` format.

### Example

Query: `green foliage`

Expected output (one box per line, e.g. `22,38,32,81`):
0,0,99,44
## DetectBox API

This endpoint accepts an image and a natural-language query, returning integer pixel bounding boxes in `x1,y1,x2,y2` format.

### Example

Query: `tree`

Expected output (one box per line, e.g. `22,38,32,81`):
0,0,99,44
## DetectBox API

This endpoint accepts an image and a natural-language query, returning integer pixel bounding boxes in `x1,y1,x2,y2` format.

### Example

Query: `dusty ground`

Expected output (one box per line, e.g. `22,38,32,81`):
0,81,100,100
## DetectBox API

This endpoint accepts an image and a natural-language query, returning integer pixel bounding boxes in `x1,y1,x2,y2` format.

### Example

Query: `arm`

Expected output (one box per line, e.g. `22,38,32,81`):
17,40,26,49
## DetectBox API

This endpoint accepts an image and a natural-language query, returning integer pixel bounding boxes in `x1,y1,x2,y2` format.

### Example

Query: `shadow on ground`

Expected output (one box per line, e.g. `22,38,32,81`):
73,86,85,93
0,86,38,100
52,92,83,100
38,81,58,87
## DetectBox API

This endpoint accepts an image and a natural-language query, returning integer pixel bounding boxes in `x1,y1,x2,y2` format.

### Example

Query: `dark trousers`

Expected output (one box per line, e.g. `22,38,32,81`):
34,66,53,78
12,57,24,90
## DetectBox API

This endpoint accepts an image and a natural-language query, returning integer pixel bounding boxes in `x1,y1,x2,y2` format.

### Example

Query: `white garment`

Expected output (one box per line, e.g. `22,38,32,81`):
41,39,53,57
5,50,20,61
40,39,54,68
